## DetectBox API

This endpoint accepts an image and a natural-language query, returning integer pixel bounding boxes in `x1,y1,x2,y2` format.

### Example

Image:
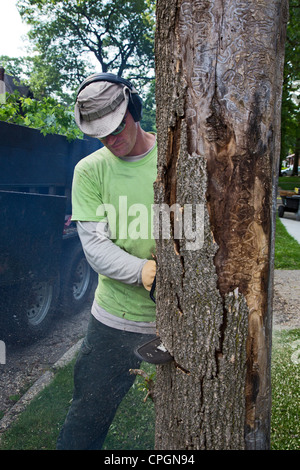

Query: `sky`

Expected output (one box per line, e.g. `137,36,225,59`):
0,1,30,58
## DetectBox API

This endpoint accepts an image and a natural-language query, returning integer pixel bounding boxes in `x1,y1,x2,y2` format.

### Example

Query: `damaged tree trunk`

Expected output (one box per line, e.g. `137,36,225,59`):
154,0,288,450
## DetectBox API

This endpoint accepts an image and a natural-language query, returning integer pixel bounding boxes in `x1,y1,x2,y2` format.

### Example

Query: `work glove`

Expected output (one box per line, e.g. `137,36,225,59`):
142,260,156,291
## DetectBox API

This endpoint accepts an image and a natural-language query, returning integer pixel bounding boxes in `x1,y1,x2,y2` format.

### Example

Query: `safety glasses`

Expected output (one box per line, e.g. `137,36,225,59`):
110,111,128,136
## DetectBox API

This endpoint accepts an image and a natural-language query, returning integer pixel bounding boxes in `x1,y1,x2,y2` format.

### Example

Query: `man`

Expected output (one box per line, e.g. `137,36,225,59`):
56,73,169,451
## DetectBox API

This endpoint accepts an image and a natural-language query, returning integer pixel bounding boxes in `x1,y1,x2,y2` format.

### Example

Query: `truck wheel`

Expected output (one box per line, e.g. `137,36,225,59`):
1,279,58,344
60,243,96,314
278,205,285,218
26,281,55,329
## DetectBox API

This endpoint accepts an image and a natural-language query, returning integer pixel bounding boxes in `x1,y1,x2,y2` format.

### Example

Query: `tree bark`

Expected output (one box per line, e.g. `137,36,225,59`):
292,134,299,175
154,0,288,450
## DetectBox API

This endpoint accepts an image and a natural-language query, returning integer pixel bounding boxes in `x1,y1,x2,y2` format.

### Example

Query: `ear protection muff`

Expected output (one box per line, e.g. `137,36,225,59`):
76,72,143,122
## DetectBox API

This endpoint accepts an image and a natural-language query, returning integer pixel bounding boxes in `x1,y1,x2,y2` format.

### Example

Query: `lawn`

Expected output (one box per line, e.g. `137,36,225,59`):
274,216,300,269
0,360,156,450
271,329,300,450
278,176,300,192
275,177,300,269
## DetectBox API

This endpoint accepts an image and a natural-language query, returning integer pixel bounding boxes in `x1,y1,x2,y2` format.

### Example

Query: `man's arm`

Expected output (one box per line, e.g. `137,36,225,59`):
77,221,155,288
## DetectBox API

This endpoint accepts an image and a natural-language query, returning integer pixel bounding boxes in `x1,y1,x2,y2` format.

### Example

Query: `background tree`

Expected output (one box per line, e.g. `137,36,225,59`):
0,0,157,134
154,0,288,450
280,0,300,174
16,0,156,101
0,90,82,141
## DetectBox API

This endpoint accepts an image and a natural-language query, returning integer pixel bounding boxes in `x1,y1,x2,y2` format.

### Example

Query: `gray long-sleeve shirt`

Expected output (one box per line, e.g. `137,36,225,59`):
77,220,155,334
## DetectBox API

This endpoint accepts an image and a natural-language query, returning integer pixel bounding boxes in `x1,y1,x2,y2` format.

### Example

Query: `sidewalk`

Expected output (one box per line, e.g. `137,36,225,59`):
280,213,300,244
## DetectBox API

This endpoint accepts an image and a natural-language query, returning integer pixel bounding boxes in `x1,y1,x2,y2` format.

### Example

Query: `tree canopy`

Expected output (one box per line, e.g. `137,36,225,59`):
280,0,300,168
0,0,298,144
0,0,157,136
0,90,82,141
15,0,155,101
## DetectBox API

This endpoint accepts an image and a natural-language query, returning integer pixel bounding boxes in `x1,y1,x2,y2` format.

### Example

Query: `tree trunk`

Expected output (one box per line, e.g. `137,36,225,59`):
154,0,288,450
292,134,299,175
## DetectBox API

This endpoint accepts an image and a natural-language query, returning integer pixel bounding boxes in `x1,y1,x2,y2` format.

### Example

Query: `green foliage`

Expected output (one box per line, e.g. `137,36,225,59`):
281,0,300,161
0,90,83,141
0,56,33,85
1,1,157,131
16,0,156,100
140,79,156,132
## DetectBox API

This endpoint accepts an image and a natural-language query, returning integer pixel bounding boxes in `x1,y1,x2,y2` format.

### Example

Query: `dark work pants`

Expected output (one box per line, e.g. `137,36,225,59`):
56,314,155,450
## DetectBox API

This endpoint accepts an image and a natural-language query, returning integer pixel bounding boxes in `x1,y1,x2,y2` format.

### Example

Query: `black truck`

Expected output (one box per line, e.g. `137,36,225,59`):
0,121,100,343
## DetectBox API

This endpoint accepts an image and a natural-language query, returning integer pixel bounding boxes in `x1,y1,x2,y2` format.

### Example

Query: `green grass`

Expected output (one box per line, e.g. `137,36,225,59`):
278,176,300,191
0,359,76,450
0,359,155,450
274,216,300,269
271,329,300,450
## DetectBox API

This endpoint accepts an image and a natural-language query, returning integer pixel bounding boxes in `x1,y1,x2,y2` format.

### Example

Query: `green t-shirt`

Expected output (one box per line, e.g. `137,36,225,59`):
71,142,157,323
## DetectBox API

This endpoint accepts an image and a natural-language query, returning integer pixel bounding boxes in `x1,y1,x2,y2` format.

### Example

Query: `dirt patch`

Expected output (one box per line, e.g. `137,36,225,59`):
273,270,300,330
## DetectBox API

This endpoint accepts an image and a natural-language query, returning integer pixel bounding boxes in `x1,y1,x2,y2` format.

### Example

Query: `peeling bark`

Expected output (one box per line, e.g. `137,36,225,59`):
154,0,288,450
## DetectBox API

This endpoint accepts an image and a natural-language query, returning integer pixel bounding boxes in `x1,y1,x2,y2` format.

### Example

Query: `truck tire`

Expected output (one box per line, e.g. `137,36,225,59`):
26,281,56,329
278,205,285,218
60,243,96,314
1,279,59,344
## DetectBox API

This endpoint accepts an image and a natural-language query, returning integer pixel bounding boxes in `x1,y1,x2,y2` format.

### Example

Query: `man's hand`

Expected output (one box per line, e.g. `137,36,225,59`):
142,260,156,291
